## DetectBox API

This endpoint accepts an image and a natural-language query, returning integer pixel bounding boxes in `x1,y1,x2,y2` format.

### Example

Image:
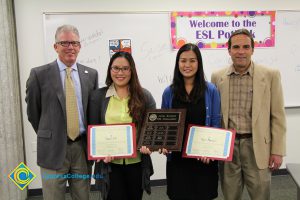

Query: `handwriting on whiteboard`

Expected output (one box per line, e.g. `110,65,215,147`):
80,29,103,48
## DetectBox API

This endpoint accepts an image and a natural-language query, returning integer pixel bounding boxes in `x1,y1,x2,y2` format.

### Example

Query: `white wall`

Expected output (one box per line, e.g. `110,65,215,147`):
14,0,300,189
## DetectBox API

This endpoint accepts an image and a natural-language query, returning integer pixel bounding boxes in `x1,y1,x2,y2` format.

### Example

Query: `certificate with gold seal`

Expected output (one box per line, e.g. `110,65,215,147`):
182,125,236,161
87,123,137,160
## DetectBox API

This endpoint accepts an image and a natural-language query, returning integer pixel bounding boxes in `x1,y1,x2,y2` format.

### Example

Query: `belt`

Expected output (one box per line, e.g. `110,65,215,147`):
67,135,82,143
235,133,252,139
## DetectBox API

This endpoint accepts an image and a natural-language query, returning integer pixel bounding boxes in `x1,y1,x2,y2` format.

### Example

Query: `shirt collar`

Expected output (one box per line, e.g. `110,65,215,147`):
106,84,118,98
227,61,254,77
106,84,130,100
56,58,78,72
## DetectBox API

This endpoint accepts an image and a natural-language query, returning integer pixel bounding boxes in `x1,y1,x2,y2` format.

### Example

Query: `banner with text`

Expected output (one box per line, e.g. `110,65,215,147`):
171,11,275,49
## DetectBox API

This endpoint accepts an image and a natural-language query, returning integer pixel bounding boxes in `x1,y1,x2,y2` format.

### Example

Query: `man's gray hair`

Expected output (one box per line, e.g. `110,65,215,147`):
55,24,80,42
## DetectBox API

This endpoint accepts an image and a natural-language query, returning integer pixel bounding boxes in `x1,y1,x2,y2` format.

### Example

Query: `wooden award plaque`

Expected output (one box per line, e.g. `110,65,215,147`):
138,109,186,151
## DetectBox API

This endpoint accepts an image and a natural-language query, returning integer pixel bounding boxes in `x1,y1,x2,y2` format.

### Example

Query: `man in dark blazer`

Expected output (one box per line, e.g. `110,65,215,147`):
26,24,98,200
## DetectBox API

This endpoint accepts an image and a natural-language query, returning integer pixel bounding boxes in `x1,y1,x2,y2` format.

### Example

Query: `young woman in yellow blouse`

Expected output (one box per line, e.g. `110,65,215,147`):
88,52,156,200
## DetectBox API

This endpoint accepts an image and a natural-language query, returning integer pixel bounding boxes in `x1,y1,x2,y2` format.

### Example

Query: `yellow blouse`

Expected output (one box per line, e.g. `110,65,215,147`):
105,85,141,165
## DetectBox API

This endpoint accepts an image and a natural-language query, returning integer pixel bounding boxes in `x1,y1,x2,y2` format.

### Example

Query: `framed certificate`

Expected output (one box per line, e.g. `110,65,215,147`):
182,125,236,161
87,123,137,160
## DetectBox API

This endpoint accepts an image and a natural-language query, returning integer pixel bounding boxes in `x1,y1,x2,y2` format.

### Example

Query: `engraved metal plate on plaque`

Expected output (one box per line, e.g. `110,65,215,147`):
138,109,186,151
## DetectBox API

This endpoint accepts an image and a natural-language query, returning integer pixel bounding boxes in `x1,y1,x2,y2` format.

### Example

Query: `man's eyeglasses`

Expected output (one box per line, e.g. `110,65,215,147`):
56,41,81,47
111,66,131,73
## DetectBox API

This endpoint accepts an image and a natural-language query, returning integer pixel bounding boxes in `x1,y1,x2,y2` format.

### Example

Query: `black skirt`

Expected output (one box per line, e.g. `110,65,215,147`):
166,153,218,200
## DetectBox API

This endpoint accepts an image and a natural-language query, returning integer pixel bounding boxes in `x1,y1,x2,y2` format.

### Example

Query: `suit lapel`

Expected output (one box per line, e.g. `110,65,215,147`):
78,64,89,118
49,61,66,117
252,66,266,126
218,71,230,129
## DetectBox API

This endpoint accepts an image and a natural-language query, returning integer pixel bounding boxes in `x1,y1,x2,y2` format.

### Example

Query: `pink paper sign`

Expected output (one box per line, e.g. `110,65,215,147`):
171,11,275,49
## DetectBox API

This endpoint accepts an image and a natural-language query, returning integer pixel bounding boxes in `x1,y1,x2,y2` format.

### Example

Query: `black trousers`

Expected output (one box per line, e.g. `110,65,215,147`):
107,162,143,200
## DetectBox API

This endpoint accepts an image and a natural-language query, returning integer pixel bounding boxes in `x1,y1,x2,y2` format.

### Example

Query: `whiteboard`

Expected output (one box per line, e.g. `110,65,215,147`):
43,11,300,107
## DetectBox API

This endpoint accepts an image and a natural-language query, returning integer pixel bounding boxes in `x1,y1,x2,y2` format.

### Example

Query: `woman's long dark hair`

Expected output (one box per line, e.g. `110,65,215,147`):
105,52,146,123
171,43,207,103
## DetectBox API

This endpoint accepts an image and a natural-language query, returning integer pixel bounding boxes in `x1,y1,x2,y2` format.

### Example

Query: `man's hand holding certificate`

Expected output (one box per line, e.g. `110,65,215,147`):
87,124,137,160
182,125,235,161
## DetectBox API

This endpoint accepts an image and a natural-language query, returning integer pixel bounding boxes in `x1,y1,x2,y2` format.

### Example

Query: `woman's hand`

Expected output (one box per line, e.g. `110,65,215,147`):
197,157,213,164
158,148,171,155
96,156,115,163
140,146,152,154
104,156,114,163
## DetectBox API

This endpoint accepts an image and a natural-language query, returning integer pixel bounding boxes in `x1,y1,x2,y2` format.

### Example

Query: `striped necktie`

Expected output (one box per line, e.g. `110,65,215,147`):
65,67,79,141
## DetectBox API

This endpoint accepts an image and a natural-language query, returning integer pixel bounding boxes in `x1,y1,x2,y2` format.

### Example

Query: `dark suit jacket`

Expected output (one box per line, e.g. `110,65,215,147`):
26,60,98,170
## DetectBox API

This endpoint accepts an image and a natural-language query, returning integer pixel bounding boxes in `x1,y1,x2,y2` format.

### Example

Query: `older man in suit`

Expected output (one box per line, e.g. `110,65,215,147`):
26,24,98,200
211,29,286,200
